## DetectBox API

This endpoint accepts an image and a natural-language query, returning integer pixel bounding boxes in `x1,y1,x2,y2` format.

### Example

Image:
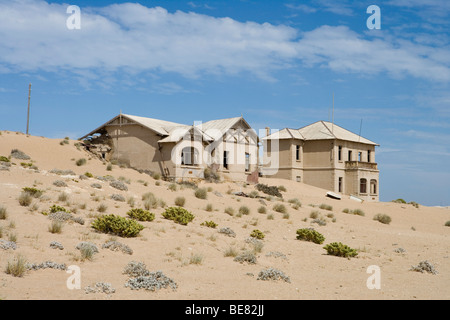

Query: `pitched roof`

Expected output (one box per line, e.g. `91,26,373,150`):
263,120,379,146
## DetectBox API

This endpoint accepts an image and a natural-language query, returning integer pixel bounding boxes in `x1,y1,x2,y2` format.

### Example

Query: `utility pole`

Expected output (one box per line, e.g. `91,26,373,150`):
26,83,31,135
332,92,335,134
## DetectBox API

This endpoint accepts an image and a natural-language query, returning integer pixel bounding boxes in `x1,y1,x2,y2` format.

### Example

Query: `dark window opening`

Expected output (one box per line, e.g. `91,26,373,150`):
338,146,342,161
338,177,343,193
223,151,229,170
360,178,367,194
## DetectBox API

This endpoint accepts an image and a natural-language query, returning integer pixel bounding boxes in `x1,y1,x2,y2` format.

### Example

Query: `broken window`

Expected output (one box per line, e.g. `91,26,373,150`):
245,153,250,172
370,179,377,194
223,151,229,170
338,177,343,193
360,178,367,194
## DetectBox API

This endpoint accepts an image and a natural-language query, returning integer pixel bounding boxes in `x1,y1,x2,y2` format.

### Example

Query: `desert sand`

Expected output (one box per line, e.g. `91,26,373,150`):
0,130,449,300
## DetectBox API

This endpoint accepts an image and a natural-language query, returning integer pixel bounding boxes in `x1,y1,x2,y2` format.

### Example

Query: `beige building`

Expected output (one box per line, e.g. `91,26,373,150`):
79,113,259,181
262,121,380,202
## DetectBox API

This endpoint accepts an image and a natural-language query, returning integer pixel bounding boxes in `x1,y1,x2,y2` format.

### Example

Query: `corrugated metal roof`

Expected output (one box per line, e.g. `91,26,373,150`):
123,114,188,136
263,121,378,146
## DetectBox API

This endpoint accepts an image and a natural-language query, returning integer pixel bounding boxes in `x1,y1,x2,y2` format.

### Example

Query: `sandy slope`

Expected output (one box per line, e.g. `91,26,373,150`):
0,130,449,300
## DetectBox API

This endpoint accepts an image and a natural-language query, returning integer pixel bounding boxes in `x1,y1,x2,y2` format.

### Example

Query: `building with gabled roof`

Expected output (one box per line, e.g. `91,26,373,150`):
79,113,259,181
262,121,380,202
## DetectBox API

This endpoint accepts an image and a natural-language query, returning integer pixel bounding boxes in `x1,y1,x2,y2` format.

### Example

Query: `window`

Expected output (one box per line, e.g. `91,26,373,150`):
181,147,199,166
370,179,377,194
223,151,229,170
245,153,250,172
368,150,371,163
358,152,362,162
338,177,343,193
296,176,301,182
295,145,301,161
338,146,342,161
348,150,352,161
360,178,367,194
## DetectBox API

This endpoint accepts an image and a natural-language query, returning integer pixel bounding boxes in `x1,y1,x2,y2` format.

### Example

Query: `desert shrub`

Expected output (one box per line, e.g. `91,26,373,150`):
0,156,10,162
288,198,302,209
392,198,407,204
174,196,186,207
75,158,87,166
257,267,291,283
110,194,126,202
168,183,177,192
48,221,63,234
18,191,33,207
58,192,69,202
49,241,64,250
309,210,320,219
257,206,266,214
201,220,218,228
76,242,98,261
22,187,43,198
102,241,133,255
296,228,325,244
205,203,213,212
49,205,69,213
10,149,30,160
91,183,102,189
273,203,287,213
110,180,128,191
323,242,358,258
53,180,67,188
312,218,327,226
203,167,220,183
161,207,194,225
106,163,113,171
151,172,161,180
84,172,94,178
255,183,282,198
373,213,392,225
91,214,144,237
0,206,7,220
445,221,450,227
97,203,108,213
239,205,250,215
409,201,420,208
5,255,28,277
342,208,350,213
410,260,438,275
234,251,257,264
250,229,265,240
248,190,259,198
319,203,333,211
189,253,203,265
224,246,238,257
224,206,235,216
218,227,236,238
127,208,155,222
50,168,76,176
194,188,208,200
124,270,178,292
278,185,287,192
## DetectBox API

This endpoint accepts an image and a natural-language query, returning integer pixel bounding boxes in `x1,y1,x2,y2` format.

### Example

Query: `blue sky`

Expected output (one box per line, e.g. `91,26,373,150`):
0,0,449,206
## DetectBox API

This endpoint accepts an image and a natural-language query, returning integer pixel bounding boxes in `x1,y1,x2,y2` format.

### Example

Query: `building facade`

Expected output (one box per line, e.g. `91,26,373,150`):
262,121,380,202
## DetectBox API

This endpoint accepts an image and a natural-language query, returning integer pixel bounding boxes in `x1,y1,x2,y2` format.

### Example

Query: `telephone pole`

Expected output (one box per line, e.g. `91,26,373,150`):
26,83,31,135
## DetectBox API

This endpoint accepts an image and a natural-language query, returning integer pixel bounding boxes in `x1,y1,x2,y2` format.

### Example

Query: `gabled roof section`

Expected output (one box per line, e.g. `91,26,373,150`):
263,120,379,146
196,116,256,141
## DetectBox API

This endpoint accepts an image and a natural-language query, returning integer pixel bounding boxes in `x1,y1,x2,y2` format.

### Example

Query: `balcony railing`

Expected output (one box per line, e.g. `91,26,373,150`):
345,161,378,170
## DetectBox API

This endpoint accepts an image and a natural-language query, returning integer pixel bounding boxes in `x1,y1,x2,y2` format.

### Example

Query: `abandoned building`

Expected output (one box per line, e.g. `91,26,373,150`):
262,121,380,202
79,113,259,182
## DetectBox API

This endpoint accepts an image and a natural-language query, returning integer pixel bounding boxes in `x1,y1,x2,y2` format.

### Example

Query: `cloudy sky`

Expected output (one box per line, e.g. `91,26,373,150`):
0,0,449,205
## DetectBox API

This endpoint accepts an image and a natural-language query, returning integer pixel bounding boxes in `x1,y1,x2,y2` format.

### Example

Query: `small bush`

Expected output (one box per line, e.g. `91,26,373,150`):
110,180,128,191
91,214,144,237
18,192,33,207
205,203,213,212
257,206,266,214
373,213,392,225
224,246,238,257
53,180,67,188
203,167,220,183
250,229,265,240
168,183,177,192
257,267,290,283
194,188,208,200
58,192,69,202
84,172,94,178
248,191,259,198
309,210,320,219
151,172,161,180
48,220,63,234
161,207,194,225
323,242,358,258
0,206,7,220
392,198,406,204
273,203,287,213
97,203,108,213
174,196,186,207
234,251,257,264
218,227,236,238
296,228,325,244
22,187,44,198
10,149,30,160
106,163,113,171
76,242,98,261
224,206,234,216
410,260,438,275
278,185,287,192
445,221,450,227
319,203,333,211
0,156,10,162
75,158,87,166
49,205,69,213
239,206,250,215
5,255,28,277
91,183,102,189
110,194,126,202
201,220,218,228
127,208,155,222
255,183,282,198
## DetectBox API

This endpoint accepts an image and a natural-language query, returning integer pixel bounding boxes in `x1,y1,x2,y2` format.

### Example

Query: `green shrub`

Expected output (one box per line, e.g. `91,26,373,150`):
161,207,194,225
127,208,155,222
392,198,406,204
344,208,365,216
296,228,325,244
323,242,358,258
0,156,10,162
248,190,259,198
250,229,265,240
174,196,186,207
168,183,178,192
201,221,218,228
106,163,113,171
84,172,94,178
255,183,282,198
49,205,69,213
194,188,208,200
203,167,220,183
18,191,33,207
309,210,320,219
273,203,287,213
75,158,87,166
445,221,450,227
239,205,250,215
91,214,144,237
373,214,392,225
205,203,213,212
409,201,420,208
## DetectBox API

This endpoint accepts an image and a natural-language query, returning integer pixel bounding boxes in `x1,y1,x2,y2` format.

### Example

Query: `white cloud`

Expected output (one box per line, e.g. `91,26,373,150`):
1,1,449,84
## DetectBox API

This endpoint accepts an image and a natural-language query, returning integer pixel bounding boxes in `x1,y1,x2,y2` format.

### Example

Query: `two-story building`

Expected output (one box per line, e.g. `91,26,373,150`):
262,120,379,202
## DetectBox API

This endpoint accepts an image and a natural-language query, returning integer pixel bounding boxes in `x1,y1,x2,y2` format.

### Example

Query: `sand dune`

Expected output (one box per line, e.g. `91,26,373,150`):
0,130,449,300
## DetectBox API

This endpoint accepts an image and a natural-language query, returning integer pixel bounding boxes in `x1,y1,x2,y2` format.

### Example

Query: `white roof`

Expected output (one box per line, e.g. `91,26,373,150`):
264,121,378,146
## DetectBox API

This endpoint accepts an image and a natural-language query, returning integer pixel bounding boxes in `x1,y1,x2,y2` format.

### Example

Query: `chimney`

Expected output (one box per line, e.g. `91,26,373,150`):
265,127,270,137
